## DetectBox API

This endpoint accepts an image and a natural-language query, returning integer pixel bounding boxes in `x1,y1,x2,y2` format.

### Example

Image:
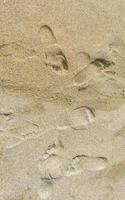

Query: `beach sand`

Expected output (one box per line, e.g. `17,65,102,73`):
0,1,125,199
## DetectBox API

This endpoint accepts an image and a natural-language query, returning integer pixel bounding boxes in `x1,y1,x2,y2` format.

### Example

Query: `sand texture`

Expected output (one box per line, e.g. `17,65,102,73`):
0,0,125,199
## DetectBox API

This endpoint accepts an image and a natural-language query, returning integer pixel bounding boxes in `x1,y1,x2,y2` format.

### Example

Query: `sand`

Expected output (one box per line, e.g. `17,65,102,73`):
0,0,125,199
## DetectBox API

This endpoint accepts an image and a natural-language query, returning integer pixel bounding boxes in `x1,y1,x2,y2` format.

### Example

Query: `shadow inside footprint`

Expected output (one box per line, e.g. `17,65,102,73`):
39,24,69,74
44,44,68,73
38,139,65,183
91,58,115,69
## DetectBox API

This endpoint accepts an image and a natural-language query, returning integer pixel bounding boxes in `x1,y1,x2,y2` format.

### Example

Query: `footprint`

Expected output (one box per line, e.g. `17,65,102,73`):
0,111,13,136
0,41,36,60
38,140,65,182
0,117,40,149
1,136,22,149
68,106,95,130
73,63,96,88
38,155,65,182
91,58,114,69
76,51,91,69
39,24,68,74
39,25,57,46
6,117,39,140
74,47,115,90
41,138,64,160
44,44,68,73
38,143,107,181
66,155,108,176
37,184,52,200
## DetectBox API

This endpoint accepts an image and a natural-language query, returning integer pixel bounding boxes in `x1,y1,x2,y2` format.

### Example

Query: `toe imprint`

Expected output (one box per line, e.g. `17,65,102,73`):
39,24,69,74
44,44,68,73
38,156,65,181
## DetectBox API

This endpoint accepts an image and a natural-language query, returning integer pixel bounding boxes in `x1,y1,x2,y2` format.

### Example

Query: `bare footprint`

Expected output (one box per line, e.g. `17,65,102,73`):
0,41,36,60
6,117,39,140
39,25,57,46
68,106,95,130
66,155,108,176
37,184,52,200
38,155,65,182
73,47,115,91
41,138,64,160
44,44,68,74
73,63,97,89
38,142,107,181
38,140,65,182
1,117,40,149
76,51,91,69
0,111,13,136
39,24,68,74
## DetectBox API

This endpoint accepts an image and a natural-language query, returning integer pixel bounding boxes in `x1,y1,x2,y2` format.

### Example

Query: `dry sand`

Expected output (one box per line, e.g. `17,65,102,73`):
0,0,125,199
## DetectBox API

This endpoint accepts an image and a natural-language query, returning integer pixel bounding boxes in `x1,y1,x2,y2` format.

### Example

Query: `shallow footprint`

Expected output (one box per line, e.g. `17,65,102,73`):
0,117,40,150
39,25,57,47
38,155,65,182
37,184,52,200
0,111,13,136
7,118,39,140
91,57,114,69
73,63,97,90
76,51,91,69
41,138,64,160
38,140,65,182
44,44,68,74
39,24,68,74
68,106,95,130
66,155,108,176
0,41,36,60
